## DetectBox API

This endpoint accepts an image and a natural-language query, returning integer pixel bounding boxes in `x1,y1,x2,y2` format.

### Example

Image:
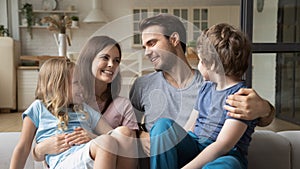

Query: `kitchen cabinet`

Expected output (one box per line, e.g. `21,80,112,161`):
17,67,39,111
17,55,64,111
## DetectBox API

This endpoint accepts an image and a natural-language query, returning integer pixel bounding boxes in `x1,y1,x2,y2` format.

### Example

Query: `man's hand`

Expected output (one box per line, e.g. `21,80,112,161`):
224,88,275,126
139,131,150,156
65,127,94,146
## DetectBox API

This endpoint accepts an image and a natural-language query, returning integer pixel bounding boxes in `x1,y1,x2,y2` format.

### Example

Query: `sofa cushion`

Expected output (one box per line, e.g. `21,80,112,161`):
278,131,300,169
0,132,43,169
248,130,291,169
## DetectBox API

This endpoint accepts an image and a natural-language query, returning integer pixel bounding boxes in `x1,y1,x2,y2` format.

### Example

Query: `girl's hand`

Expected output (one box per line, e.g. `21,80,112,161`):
33,134,70,161
64,127,95,146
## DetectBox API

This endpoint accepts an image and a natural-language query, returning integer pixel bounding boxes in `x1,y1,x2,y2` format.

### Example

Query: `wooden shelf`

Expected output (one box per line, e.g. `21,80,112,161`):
32,10,78,13
19,10,78,13
19,25,48,28
18,66,39,70
19,25,79,29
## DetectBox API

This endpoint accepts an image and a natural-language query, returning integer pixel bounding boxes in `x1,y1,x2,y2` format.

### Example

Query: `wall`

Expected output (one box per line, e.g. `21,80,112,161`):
209,5,240,28
252,0,278,105
0,0,8,28
17,0,240,56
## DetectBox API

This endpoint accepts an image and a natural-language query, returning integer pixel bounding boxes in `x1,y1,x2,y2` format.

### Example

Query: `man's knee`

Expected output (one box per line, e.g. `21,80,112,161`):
150,118,174,136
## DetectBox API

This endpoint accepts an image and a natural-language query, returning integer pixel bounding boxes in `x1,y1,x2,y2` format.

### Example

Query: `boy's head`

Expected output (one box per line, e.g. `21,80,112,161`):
197,23,251,78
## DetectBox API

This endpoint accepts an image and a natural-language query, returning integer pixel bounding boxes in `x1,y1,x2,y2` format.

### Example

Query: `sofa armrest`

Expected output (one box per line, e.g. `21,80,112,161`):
248,130,291,169
278,131,300,169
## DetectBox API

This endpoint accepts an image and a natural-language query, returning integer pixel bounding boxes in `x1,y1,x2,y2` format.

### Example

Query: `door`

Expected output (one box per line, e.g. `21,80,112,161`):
276,0,300,124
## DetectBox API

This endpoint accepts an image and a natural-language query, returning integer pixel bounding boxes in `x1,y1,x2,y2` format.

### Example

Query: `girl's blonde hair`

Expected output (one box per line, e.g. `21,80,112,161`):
35,58,75,131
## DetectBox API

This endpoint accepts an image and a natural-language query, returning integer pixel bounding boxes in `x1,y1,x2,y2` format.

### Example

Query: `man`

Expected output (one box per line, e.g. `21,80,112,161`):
129,13,274,159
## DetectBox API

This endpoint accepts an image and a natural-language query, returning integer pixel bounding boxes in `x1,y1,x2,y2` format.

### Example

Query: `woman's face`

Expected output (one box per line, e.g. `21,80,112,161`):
91,45,121,83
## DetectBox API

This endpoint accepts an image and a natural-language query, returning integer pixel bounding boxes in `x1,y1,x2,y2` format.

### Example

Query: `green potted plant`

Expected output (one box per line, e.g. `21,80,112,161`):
71,15,79,28
0,25,4,36
21,3,33,38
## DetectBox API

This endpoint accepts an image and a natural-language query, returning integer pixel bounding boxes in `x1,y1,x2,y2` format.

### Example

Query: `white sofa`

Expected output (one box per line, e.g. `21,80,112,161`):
248,130,300,169
1,130,300,169
0,132,44,169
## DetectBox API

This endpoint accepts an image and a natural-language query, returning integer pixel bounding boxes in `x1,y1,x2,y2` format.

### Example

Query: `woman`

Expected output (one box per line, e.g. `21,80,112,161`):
77,36,138,130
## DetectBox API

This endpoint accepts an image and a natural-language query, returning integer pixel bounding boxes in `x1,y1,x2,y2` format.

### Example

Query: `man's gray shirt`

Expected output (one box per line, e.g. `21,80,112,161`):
129,70,203,131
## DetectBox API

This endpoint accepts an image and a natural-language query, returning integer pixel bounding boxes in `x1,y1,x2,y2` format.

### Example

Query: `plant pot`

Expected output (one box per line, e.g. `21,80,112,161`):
71,21,79,28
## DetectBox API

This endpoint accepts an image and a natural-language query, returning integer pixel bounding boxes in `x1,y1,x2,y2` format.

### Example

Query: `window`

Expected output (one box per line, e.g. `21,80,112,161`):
133,9,148,45
153,8,168,15
192,8,208,41
132,7,208,46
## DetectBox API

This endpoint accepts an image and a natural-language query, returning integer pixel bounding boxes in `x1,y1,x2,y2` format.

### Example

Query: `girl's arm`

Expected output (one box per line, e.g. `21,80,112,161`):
182,119,247,169
10,117,36,169
183,109,199,132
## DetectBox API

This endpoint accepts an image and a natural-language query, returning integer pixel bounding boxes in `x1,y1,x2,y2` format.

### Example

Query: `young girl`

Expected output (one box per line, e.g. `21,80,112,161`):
10,58,137,169
150,23,258,169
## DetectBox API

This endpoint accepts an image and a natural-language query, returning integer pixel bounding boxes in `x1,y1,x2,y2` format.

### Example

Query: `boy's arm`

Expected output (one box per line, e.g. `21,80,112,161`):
10,117,36,169
224,88,275,127
182,119,247,169
183,109,199,131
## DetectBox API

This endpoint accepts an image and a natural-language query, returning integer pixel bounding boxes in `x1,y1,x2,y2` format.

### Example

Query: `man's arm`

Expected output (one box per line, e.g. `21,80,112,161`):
183,109,198,131
224,88,275,127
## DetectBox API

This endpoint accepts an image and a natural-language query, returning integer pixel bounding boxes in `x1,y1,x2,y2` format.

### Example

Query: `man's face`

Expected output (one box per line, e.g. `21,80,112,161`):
141,25,177,71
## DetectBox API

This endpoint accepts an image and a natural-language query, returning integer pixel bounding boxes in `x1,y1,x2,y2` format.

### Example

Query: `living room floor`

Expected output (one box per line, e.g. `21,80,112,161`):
0,112,300,132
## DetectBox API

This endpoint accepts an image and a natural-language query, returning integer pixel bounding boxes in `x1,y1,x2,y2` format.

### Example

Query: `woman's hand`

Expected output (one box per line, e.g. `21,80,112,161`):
65,127,95,146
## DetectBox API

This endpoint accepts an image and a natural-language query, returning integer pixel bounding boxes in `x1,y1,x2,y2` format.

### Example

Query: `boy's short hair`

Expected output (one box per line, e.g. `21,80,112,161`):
197,23,251,78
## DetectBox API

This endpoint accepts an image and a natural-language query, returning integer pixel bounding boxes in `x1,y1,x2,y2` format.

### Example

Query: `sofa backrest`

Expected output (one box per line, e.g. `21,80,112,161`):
248,130,291,169
0,132,43,169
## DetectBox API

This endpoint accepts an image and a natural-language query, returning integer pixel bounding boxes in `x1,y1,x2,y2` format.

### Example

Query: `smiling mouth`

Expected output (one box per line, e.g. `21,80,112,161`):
101,70,113,75
150,57,159,63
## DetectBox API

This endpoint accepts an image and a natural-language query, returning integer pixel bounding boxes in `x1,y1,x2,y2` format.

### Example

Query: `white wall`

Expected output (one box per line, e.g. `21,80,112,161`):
252,0,278,105
0,0,8,27
209,5,240,28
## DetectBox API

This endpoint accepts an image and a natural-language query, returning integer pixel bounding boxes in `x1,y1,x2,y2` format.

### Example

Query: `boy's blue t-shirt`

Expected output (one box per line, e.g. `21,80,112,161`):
193,81,258,155
22,100,101,168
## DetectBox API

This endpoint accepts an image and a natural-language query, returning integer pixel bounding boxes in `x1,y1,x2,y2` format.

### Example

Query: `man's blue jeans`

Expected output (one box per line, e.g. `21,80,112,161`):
150,118,246,169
